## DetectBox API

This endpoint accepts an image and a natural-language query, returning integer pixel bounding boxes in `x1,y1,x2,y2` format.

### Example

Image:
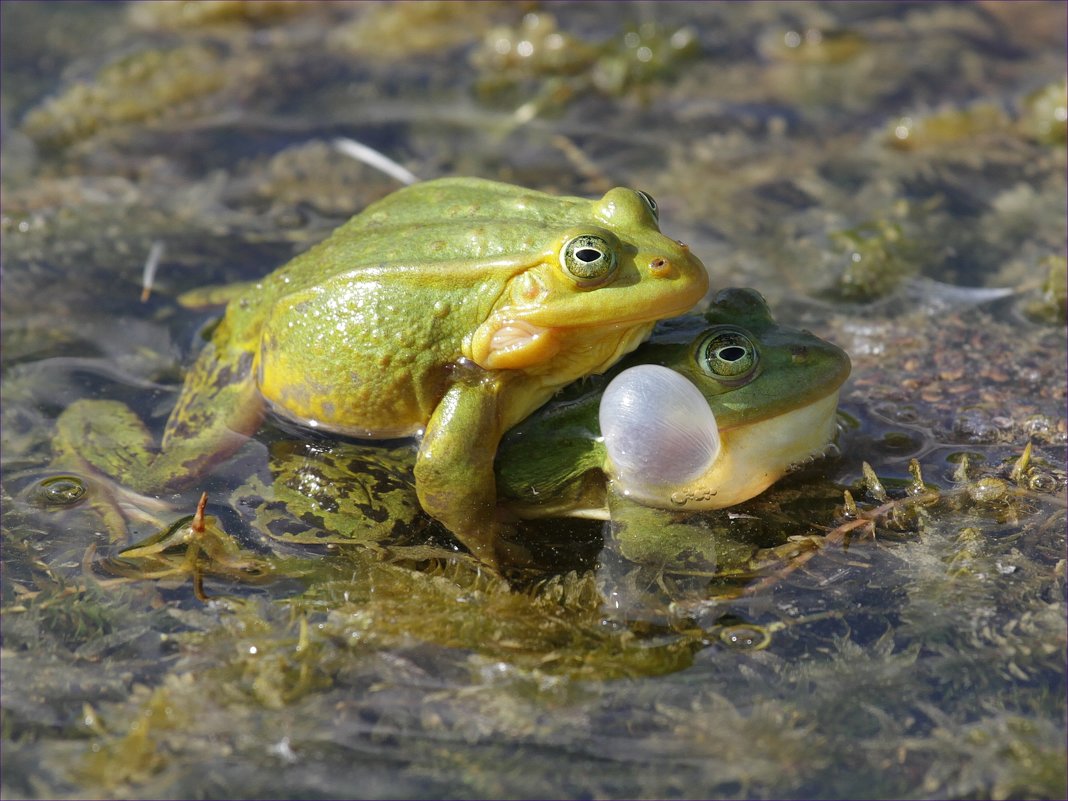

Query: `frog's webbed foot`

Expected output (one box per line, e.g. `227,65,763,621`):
53,399,159,490
47,399,174,542
20,464,174,550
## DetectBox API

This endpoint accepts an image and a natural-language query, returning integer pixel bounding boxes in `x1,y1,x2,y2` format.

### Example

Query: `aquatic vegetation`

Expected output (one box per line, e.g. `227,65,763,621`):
1024,255,1068,326
885,78,1067,152
884,101,1012,151
226,140,392,218
758,26,867,65
328,1,506,61
2,1,1065,798
826,211,921,302
21,44,229,150
1019,78,1068,146
99,493,310,600
471,11,699,116
128,0,313,31
21,441,1060,799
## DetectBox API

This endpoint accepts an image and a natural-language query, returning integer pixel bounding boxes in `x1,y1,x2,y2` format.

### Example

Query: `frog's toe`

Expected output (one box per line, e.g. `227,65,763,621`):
22,464,173,547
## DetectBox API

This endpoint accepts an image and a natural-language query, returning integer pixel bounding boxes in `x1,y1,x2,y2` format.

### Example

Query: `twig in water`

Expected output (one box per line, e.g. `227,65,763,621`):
333,137,419,185
140,241,165,302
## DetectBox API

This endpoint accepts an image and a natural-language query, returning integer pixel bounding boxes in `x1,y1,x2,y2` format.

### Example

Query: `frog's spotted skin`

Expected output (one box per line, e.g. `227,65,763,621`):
54,177,708,569
234,440,434,548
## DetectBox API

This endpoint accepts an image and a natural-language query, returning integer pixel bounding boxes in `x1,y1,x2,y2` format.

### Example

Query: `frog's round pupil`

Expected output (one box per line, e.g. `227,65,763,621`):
718,345,747,362
576,248,601,262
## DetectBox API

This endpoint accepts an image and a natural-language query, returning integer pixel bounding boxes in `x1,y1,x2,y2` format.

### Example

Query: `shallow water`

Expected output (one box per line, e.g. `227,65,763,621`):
2,2,1066,799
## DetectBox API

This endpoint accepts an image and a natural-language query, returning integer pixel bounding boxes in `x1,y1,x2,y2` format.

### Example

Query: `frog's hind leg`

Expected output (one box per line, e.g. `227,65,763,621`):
155,342,264,488
53,342,264,494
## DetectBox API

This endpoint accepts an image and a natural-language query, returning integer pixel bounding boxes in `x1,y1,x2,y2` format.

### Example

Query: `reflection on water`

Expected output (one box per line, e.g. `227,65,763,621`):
2,2,1065,798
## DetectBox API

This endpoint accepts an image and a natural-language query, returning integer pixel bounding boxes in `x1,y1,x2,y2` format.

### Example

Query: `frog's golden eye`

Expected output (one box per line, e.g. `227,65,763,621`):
696,328,759,381
636,189,659,221
560,233,618,285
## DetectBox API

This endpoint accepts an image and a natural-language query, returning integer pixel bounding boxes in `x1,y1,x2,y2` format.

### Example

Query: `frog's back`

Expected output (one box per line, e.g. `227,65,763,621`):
345,177,589,231
270,177,594,293
219,178,581,345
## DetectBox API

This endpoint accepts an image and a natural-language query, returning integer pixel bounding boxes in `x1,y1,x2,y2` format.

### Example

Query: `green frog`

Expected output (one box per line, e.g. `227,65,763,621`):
52,177,709,569
496,287,851,565
231,288,850,568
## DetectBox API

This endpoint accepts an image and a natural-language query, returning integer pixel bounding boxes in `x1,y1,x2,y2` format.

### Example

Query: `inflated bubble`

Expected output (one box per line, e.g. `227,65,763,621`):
598,364,720,489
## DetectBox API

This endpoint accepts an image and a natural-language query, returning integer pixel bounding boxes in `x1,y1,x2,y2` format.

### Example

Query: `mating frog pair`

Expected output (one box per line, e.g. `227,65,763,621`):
228,287,849,570
53,178,846,569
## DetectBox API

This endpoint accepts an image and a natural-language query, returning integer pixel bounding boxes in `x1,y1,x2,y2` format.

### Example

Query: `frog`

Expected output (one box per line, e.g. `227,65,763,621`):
51,177,709,570
225,288,850,571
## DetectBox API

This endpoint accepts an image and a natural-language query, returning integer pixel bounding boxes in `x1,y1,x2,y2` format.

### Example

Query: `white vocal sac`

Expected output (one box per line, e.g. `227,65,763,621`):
598,364,721,489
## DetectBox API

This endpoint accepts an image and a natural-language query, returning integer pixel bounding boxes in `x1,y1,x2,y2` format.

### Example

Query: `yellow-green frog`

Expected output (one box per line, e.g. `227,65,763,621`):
53,177,708,568
229,289,850,568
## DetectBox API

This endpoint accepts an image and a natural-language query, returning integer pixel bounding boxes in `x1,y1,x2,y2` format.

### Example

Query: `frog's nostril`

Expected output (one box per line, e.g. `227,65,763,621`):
649,257,672,276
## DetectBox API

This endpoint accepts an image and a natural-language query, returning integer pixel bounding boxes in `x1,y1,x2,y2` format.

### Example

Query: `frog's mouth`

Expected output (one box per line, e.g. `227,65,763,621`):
469,278,707,373
517,292,707,333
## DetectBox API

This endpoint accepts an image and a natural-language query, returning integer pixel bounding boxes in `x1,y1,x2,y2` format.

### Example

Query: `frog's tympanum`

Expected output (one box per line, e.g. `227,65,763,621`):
229,288,850,568
54,177,709,569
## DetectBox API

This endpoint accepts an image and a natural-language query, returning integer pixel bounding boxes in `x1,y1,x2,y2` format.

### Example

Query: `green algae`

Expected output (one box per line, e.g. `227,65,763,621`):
1019,78,1068,146
22,44,228,151
127,0,314,32
827,214,920,302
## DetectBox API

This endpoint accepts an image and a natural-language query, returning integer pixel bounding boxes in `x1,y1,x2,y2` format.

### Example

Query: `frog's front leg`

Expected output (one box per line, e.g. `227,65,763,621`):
413,377,513,571
52,342,264,494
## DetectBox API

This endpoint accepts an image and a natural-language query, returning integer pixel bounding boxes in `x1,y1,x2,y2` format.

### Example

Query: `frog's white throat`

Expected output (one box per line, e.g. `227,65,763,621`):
599,364,721,489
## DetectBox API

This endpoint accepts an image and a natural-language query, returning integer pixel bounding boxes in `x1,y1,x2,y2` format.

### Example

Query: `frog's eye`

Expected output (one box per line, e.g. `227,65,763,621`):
561,233,618,285
696,329,758,381
636,189,659,221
